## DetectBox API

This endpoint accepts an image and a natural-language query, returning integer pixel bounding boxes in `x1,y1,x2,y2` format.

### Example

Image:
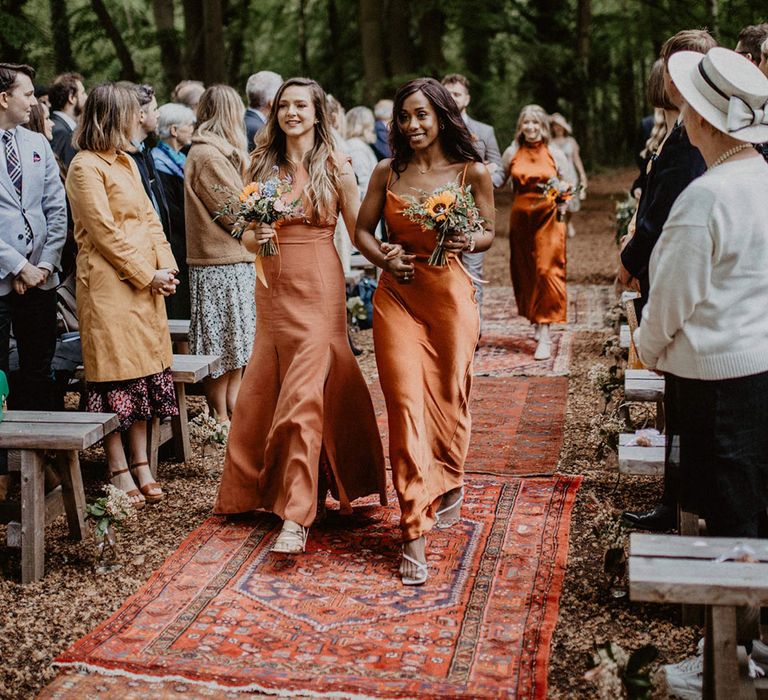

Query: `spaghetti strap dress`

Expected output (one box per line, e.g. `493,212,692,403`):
214,162,387,526
374,164,479,542
508,141,567,324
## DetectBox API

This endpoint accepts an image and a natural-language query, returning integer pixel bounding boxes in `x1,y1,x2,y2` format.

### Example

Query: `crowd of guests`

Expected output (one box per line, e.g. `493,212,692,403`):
618,24,768,697
1,17,767,700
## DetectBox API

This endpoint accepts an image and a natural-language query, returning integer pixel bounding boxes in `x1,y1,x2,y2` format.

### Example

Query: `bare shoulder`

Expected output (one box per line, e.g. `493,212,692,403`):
465,161,492,186
369,159,393,187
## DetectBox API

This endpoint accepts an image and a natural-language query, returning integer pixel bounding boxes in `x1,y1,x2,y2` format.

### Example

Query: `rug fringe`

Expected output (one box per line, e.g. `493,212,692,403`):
52,661,416,700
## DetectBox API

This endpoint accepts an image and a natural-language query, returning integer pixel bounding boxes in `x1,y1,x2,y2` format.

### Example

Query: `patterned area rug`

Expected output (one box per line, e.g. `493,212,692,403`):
51,475,581,699
370,376,568,477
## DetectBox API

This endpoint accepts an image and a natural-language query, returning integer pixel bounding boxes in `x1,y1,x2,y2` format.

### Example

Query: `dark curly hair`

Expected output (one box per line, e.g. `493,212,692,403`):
390,77,481,175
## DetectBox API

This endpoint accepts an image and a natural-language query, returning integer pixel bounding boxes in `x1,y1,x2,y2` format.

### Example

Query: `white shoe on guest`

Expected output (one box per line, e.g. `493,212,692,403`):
534,338,551,361
662,652,703,700
271,520,308,553
751,639,768,675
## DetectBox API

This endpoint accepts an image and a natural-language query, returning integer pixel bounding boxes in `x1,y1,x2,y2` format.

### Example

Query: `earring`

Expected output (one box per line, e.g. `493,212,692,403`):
440,122,445,130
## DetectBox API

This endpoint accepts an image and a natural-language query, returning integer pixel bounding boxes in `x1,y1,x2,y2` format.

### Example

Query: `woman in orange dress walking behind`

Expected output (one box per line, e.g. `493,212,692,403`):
355,78,495,585
502,105,571,361
215,78,386,553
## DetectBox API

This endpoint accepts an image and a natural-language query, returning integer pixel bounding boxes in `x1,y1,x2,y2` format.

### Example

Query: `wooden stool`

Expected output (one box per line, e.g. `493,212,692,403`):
0,411,119,583
630,533,768,699
147,354,221,477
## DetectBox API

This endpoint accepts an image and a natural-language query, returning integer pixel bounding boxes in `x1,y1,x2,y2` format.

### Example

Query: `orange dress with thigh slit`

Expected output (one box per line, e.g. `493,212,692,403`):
373,166,479,542
214,165,387,525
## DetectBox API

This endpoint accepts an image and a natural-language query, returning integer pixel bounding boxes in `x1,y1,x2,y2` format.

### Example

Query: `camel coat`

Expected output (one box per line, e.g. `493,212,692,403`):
66,149,177,383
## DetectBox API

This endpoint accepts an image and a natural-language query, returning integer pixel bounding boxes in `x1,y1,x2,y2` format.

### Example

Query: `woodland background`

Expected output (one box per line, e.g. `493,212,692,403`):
0,0,763,165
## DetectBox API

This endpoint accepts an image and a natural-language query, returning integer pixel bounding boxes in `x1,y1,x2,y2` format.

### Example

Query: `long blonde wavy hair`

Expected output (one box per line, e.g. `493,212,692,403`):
196,85,249,175
514,104,551,146
250,78,341,224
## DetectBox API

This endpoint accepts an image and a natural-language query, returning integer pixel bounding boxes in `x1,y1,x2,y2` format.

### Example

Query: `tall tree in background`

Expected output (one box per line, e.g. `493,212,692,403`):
359,0,386,102
89,0,138,80
183,0,205,79
151,0,181,93
572,0,591,157
49,0,75,71
387,0,415,78
202,0,225,83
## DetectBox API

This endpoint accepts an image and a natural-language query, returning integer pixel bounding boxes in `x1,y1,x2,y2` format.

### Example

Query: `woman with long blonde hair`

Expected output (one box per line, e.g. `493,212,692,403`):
185,85,256,424
215,78,386,554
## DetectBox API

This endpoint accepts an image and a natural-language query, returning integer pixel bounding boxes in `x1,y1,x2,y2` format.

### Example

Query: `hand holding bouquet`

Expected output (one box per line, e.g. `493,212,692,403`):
401,182,483,266
215,168,303,257
537,176,574,222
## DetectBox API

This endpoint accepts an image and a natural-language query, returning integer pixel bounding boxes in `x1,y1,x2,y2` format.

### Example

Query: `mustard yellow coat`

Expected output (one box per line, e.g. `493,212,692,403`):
66,150,178,383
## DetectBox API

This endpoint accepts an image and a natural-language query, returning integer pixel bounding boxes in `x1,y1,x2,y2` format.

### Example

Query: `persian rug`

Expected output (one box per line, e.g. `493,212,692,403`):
52,475,581,699
370,376,568,477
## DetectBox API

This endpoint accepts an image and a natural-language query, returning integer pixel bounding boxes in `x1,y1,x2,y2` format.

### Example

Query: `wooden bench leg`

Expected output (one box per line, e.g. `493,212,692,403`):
703,605,755,700
655,399,665,431
20,450,45,583
170,382,191,463
680,507,704,626
147,417,161,480
56,451,88,541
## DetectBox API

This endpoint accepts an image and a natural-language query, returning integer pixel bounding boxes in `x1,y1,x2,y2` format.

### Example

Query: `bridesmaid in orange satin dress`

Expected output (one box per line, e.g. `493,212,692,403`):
501,104,571,361
214,78,387,553
355,78,495,585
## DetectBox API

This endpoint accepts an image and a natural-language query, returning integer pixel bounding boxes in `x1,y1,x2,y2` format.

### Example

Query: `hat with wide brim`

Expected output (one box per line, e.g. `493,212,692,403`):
668,47,768,143
549,112,572,135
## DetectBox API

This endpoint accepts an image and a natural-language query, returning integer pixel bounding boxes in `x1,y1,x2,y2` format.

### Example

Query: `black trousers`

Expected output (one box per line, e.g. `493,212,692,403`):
0,286,58,475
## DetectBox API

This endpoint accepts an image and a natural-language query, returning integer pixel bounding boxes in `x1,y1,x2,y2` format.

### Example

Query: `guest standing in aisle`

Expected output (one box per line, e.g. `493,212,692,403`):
215,78,386,554
355,77,495,585
502,104,571,362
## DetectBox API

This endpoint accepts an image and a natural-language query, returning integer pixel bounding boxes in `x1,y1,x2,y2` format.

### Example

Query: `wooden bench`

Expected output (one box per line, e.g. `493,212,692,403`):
630,534,768,699
619,323,630,349
618,433,666,476
148,353,221,476
624,368,665,429
0,411,119,583
168,319,190,344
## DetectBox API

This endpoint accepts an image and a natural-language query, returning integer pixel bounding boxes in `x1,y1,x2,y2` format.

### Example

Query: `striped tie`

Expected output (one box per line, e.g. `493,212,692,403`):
3,131,32,245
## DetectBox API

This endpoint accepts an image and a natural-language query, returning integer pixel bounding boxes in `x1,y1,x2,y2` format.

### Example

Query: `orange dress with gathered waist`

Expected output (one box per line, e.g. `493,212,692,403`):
214,165,387,525
508,141,567,323
374,166,479,542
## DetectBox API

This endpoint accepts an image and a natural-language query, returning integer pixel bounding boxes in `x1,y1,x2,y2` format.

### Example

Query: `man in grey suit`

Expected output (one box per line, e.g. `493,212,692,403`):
442,73,504,325
0,63,67,495
245,71,282,149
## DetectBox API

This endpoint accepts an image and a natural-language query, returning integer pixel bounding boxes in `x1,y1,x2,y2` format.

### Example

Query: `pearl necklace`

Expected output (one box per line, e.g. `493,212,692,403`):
708,143,751,170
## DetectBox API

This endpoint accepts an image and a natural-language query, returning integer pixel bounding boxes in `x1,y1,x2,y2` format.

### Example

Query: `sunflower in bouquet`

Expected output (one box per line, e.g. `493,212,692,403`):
401,182,483,266
214,167,303,257
537,176,574,222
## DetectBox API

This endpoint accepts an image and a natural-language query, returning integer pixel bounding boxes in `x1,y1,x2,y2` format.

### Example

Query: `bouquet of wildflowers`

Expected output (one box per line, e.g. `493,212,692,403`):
614,194,637,245
537,176,574,222
215,167,303,257
401,183,483,266
189,412,229,446
85,484,137,539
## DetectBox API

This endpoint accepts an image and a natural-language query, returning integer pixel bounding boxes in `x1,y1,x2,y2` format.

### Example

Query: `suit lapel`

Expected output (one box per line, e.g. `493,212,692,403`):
16,128,34,208
0,134,20,205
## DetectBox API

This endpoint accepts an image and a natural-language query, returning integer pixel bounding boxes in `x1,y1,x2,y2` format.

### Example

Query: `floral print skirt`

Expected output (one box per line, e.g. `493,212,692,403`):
86,368,178,432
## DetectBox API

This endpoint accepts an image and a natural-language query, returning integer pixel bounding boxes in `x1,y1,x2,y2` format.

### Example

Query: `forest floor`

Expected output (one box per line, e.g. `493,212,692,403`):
0,168,699,699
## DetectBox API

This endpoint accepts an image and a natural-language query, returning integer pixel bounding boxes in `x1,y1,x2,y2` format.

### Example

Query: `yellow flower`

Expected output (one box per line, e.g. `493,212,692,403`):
424,190,456,222
239,182,260,203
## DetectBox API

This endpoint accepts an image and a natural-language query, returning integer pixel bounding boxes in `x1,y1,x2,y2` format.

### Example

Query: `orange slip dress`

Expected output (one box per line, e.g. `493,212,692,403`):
373,164,479,542
214,163,387,526
508,141,567,324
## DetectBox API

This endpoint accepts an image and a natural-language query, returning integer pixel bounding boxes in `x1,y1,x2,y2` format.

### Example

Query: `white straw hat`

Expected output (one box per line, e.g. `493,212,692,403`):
668,47,768,143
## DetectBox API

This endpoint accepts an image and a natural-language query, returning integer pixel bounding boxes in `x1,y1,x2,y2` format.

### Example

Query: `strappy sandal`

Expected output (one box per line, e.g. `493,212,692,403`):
129,462,166,504
400,549,428,586
109,468,145,510
271,520,308,554
435,486,464,529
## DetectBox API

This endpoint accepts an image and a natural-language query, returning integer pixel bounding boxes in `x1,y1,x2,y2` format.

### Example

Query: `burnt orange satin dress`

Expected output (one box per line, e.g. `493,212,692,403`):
214,168,387,526
374,167,479,542
508,141,567,323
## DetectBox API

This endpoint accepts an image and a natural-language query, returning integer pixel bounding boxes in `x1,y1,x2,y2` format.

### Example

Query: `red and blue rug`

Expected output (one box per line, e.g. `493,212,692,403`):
50,475,580,699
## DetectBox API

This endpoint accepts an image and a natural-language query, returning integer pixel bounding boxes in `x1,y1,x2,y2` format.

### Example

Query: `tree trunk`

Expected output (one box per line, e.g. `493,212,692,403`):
387,0,413,77
572,0,591,162
325,0,344,95
226,0,251,86
49,0,75,72
418,7,446,73
297,0,308,74
359,0,387,102
201,0,225,83
708,0,719,39
182,0,205,79
462,0,503,120
151,0,182,94
89,0,138,81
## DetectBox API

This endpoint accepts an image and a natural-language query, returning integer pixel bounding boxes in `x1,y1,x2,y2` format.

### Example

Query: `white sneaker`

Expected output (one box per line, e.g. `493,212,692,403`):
662,652,703,700
751,639,768,675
